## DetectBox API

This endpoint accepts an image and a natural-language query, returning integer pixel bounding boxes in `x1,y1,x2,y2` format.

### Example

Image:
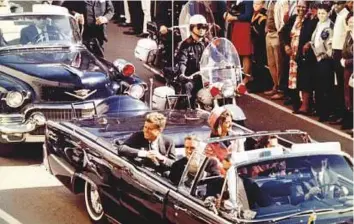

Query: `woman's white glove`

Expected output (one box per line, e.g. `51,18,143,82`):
340,58,346,67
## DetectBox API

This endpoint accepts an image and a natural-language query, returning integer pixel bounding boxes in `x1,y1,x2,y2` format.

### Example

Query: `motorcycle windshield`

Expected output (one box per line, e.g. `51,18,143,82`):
199,38,242,86
178,0,216,41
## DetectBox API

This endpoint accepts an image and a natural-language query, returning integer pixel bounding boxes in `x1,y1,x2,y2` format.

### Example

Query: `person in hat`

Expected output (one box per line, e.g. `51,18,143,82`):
208,107,245,152
175,14,210,109
206,107,246,176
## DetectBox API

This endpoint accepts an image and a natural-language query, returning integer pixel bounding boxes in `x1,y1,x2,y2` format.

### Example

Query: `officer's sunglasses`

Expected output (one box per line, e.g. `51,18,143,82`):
196,24,208,30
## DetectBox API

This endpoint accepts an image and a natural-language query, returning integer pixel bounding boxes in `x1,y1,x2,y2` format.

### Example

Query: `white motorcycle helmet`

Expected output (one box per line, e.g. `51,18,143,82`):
189,14,208,37
189,14,208,26
197,88,213,109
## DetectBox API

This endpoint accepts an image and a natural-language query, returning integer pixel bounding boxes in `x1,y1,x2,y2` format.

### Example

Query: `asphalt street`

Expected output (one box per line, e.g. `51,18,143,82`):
0,14,353,224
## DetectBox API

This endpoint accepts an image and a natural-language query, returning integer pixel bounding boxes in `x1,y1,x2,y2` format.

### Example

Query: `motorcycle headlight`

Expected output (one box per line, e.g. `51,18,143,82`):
222,81,234,98
128,84,145,99
5,91,24,108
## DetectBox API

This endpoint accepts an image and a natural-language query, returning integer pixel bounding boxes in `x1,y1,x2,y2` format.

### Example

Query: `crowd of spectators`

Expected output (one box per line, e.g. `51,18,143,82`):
113,0,353,133
26,0,352,133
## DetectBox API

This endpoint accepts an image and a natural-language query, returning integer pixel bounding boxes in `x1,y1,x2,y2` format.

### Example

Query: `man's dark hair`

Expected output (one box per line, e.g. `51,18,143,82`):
318,3,332,12
334,1,347,5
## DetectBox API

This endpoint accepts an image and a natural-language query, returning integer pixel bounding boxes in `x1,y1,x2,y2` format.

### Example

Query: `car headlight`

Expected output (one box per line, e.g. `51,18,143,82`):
222,80,234,98
128,84,145,99
5,91,24,108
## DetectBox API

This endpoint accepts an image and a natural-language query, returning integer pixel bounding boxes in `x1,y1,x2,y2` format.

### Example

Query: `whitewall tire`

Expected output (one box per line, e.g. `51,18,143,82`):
84,181,108,224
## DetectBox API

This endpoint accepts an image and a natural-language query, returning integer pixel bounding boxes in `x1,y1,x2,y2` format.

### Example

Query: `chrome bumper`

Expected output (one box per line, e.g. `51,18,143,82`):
0,112,46,143
0,101,100,143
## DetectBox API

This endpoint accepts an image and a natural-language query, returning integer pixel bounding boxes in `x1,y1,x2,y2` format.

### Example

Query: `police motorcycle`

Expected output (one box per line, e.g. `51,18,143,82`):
150,1,246,125
134,22,180,77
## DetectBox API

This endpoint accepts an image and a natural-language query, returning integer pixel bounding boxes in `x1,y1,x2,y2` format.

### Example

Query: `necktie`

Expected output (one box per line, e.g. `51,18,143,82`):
316,172,321,185
41,29,48,41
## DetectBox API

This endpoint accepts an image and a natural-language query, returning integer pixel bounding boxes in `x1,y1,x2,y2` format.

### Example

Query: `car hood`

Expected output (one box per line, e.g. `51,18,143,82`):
0,48,110,85
0,48,115,102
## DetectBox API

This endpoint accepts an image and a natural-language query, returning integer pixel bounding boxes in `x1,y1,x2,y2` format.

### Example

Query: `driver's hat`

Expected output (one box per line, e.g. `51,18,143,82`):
189,14,207,25
208,106,227,129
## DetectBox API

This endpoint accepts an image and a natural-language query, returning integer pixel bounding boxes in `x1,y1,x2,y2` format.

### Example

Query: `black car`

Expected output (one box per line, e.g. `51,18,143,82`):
43,109,354,224
0,9,148,152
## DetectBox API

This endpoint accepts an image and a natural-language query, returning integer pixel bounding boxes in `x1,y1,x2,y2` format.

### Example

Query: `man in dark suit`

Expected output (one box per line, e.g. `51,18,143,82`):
62,0,114,56
20,16,60,45
291,157,345,205
117,112,176,172
169,135,198,185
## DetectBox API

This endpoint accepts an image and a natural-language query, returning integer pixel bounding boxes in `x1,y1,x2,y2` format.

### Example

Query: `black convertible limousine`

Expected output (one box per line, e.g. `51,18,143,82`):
43,109,354,224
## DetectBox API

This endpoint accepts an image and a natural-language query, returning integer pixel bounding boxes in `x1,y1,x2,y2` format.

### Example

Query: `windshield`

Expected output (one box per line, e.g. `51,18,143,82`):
200,38,242,86
229,154,353,221
0,14,81,49
178,0,216,41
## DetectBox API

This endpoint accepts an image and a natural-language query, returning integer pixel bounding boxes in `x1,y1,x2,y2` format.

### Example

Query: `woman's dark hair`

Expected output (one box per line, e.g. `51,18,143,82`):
346,11,353,24
297,0,310,9
212,110,232,135
256,135,277,148
318,3,332,12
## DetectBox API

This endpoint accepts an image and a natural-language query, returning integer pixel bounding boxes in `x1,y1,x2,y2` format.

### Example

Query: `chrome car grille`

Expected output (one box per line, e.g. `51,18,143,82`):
28,108,95,135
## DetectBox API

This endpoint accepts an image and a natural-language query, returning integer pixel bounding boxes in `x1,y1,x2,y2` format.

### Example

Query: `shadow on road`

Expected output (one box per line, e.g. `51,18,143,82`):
0,186,89,224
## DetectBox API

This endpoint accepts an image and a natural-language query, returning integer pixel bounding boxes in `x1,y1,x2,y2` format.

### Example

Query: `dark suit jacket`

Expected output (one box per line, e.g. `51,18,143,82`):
169,157,188,185
20,24,59,45
117,131,176,170
63,0,114,42
279,15,318,62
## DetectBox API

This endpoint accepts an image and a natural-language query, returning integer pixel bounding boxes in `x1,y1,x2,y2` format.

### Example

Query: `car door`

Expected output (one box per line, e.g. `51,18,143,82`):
114,161,169,223
45,124,81,189
164,150,229,224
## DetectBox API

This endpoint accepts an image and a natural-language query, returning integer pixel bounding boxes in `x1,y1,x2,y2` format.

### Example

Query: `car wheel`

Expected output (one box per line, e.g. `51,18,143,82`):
84,181,108,224
0,144,15,157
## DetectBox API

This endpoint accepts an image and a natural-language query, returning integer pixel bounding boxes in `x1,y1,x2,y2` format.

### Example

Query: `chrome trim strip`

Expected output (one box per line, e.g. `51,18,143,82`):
22,100,104,115
24,135,45,142
42,143,50,171
105,214,121,224
50,154,75,175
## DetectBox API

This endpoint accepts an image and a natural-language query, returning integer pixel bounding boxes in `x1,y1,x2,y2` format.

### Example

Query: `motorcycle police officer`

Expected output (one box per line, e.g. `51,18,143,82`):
175,14,210,108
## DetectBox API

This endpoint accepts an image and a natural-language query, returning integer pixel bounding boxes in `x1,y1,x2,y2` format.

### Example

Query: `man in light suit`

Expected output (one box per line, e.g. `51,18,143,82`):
20,16,59,45
117,112,176,173
291,157,346,205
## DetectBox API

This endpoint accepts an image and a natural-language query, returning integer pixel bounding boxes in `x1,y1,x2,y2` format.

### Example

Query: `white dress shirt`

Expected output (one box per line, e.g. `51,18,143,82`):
274,0,288,32
35,25,49,41
311,168,324,185
333,8,349,50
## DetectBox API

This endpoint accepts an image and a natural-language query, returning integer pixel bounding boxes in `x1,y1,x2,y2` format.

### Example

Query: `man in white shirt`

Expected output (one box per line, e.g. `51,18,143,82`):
331,0,349,123
291,157,345,204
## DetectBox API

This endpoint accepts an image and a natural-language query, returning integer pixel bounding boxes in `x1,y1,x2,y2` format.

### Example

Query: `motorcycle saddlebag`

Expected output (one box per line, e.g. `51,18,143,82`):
134,38,158,63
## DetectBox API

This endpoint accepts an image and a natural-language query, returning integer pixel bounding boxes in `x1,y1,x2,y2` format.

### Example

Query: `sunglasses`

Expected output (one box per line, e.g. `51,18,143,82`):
185,146,196,150
195,24,208,30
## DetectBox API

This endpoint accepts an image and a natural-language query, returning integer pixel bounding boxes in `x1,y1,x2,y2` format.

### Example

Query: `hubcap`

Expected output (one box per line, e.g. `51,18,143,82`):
90,186,103,214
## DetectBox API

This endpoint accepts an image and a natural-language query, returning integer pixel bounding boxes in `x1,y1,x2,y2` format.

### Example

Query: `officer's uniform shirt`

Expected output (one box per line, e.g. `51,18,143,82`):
332,7,349,50
311,19,333,62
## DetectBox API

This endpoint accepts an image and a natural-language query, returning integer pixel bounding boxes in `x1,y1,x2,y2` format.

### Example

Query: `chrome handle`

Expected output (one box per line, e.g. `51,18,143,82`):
174,205,187,212
152,192,164,202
